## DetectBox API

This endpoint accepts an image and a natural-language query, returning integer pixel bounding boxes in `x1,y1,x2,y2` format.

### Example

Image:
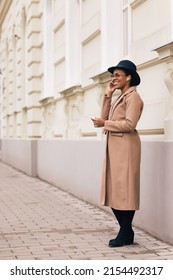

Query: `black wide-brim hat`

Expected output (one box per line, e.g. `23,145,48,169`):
108,60,140,86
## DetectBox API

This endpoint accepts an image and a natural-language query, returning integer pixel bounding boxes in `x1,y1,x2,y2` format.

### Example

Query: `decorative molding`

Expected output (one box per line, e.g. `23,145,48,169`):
60,85,83,98
0,0,12,26
164,68,173,98
28,75,43,82
54,56,65,67
53,133,63,138
53,19,65,33
154,41,173,140
25,105,41,110
27,0,41,13
81,30,101,46
139,129,164,135
39,96,55,106
130,0,147,9
91,70,110,85
81,132,97,137
153,42,173,62
27,15,42,29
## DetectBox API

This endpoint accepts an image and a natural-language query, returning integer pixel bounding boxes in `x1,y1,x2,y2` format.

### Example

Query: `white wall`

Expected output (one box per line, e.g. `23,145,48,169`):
37,139,105,205
1,139,37,177
36,139,173,245
135,140,173,244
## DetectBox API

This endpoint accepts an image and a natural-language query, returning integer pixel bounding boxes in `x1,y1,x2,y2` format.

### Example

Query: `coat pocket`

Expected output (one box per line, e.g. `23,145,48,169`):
110,132,123,137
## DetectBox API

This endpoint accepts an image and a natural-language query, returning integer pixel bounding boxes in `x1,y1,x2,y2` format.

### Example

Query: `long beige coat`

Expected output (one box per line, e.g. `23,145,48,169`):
100,86,144,210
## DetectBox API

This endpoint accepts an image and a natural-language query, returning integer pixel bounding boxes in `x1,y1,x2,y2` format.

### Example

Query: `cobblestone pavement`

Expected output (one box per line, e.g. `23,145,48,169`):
0,161,173,260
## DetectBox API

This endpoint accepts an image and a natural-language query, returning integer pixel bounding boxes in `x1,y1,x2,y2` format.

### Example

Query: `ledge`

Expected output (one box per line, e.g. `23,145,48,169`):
39,96,55,106
90,70,110,84
60,85,83,98
153,42,173,61
139,128,164,136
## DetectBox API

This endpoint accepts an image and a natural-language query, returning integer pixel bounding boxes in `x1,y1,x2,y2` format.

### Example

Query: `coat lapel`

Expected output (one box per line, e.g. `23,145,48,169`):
109,87,136,118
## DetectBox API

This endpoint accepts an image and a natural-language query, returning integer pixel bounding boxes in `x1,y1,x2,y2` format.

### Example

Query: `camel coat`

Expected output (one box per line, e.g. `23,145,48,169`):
100,86,143,210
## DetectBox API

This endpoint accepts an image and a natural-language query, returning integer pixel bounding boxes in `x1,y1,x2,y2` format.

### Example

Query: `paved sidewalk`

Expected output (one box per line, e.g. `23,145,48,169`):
0,161,173,260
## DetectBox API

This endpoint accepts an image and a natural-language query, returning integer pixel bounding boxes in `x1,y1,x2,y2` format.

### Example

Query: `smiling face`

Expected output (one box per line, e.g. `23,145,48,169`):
111,69,131,93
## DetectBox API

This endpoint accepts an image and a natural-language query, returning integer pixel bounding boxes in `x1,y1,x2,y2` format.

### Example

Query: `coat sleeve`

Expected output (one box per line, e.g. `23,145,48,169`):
100,95,112,120
104,93,143,133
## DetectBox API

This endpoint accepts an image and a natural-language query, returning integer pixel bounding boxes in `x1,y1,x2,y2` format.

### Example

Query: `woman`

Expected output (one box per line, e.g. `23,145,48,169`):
92,60,144,247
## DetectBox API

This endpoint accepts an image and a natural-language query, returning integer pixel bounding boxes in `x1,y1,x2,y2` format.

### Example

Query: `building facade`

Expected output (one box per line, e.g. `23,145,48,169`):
1,0,173,244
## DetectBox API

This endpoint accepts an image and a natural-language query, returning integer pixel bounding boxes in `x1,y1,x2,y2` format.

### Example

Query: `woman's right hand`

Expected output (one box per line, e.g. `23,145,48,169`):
106,81,116,96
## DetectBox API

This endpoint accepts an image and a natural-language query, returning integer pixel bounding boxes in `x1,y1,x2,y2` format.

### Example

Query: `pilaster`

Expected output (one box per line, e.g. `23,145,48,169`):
26,0,43,138
65,0,81,88
154,42,173,140
101,0,122,70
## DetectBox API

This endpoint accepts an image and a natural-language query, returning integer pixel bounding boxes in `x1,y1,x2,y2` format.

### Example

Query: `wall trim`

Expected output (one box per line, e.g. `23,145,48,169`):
130,0,147,9
81,29,101,46
80,132,97,137
139,128,164,135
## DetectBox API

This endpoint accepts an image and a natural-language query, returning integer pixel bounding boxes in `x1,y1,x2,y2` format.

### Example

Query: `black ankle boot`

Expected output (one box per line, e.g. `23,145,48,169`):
109,229,134,247
109,210,135,247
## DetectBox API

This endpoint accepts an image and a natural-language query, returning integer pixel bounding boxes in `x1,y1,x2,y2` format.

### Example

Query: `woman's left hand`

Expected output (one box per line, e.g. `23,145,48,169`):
91,117,105,127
